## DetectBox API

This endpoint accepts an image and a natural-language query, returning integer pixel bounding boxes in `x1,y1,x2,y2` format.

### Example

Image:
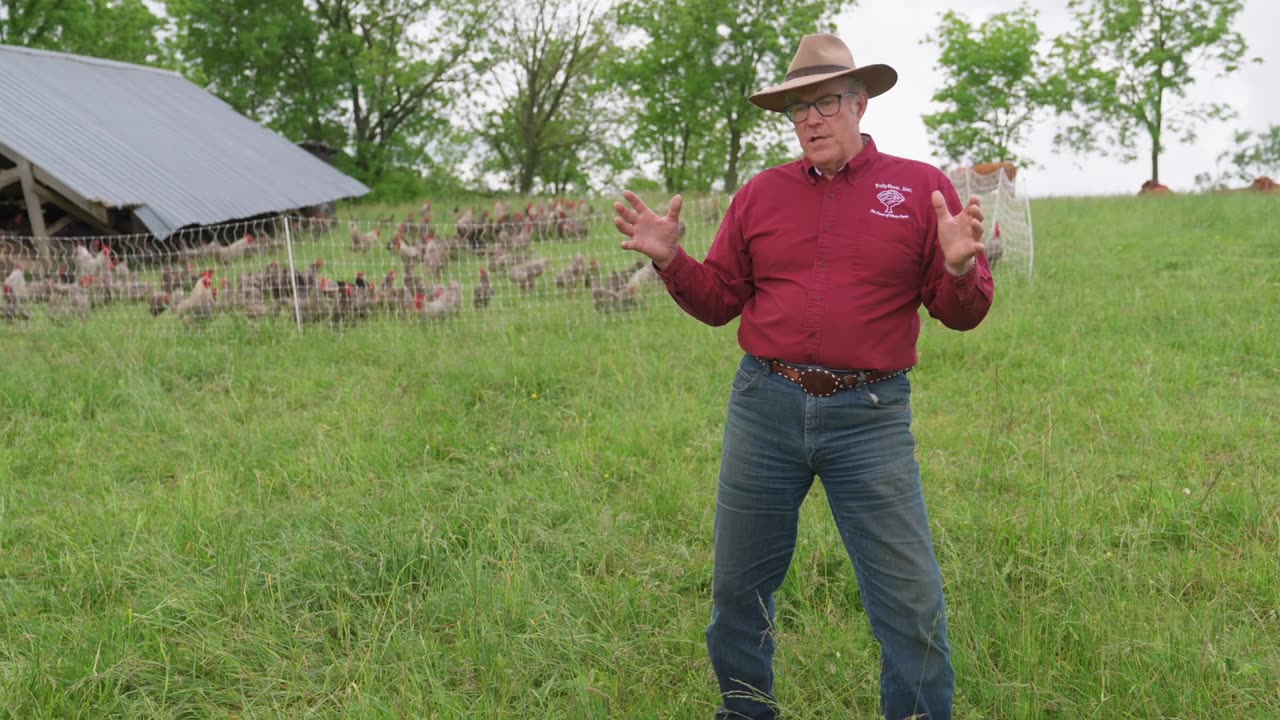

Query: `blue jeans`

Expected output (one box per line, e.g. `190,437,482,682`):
707,355,953,720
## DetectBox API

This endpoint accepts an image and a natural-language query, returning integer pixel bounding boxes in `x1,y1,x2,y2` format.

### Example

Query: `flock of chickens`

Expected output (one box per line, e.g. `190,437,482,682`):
0,198,685,327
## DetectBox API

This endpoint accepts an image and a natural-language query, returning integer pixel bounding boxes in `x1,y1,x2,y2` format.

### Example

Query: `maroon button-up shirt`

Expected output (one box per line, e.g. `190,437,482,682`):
656,135,995,372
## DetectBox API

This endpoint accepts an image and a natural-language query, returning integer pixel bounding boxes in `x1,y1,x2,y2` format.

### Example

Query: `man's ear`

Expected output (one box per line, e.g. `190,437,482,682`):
854,92,868,122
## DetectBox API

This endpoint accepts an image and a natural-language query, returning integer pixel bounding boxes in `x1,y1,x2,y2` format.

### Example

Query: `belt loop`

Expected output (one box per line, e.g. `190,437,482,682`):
855,370,868,389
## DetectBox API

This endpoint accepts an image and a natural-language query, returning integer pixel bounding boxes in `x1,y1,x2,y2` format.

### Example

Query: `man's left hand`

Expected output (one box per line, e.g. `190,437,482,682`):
931,191,985,274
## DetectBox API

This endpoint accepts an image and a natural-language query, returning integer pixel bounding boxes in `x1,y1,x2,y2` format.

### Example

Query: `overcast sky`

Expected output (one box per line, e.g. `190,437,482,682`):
832,0,1278,197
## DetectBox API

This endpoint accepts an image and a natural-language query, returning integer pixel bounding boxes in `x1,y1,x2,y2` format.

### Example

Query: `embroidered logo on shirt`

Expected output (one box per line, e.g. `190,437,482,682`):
871,183,912,219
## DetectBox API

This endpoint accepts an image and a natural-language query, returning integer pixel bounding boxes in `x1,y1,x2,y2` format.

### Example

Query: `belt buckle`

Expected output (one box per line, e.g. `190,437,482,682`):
798,367,839,397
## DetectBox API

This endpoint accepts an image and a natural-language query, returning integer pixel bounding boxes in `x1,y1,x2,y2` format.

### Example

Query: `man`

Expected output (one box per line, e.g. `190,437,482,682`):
611,33,993,720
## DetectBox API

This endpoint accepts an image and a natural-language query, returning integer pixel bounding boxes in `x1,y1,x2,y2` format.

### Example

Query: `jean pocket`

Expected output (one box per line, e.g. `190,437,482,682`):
865,374,912,410
731,361,769,393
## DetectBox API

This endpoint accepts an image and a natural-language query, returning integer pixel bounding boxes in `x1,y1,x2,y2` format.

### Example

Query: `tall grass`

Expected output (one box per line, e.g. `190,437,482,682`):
0,193,1276,718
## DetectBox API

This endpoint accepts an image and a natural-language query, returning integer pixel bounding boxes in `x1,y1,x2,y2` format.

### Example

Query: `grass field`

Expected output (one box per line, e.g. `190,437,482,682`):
0,193,1277,718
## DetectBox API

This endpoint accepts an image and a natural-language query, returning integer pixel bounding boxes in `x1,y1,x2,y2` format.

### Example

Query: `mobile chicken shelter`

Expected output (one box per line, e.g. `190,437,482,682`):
0,45,368,258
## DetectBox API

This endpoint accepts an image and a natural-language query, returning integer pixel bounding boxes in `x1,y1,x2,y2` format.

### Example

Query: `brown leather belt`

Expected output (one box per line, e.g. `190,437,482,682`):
763,358,907,398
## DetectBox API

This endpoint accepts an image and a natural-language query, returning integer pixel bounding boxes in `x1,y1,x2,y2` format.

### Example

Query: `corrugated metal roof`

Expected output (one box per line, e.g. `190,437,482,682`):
0,45,369,238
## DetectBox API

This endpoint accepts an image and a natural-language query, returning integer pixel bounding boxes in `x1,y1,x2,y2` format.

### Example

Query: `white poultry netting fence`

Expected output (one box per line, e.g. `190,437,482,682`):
0,183,1025,336
0,197,731,335
947,166,1035,279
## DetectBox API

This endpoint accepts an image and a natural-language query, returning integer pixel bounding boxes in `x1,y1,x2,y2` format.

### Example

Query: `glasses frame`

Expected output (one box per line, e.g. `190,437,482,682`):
782,91,859,124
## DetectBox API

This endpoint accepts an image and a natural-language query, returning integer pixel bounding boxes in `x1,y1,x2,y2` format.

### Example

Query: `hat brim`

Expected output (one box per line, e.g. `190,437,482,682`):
748,64,898,112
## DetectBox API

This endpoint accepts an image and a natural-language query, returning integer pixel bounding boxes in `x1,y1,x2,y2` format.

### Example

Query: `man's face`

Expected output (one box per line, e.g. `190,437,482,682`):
787,77,867,172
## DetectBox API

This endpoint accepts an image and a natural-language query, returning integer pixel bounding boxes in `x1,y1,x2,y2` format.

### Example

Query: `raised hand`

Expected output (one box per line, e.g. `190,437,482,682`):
931,191,985,274
613,190,683,270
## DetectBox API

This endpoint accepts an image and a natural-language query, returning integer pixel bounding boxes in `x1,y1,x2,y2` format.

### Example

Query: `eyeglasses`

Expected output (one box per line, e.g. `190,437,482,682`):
782,92,858,123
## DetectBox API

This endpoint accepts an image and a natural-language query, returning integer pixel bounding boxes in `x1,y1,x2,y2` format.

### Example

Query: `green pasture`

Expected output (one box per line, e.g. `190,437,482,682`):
0,192,1276,718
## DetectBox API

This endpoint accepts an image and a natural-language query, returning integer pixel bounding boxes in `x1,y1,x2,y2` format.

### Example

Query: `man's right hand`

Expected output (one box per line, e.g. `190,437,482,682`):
613,190,683,270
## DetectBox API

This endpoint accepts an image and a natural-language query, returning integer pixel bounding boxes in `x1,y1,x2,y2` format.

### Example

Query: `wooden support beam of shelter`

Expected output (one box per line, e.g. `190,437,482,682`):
0,141,122,259
44,215,74,237
0,166,21,190
17,161,50,259
32,185,117,236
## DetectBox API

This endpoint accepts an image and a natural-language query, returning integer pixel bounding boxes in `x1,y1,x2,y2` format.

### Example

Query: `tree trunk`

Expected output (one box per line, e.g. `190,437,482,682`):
724,125,742,192
676,123,691,193
519,146,537,195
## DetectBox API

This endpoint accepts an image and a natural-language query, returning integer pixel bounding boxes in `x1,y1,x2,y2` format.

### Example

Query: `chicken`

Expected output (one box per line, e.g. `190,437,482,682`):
149,291,171,316
331,282,370,325
414,281,463,321
626,262,659,292
554,253,588,291
1,283,28,322
586,258,602,289
488,249,517,274
162,264,199,294
115,277,153,302
986,222,1004,267
473,268,493,309
456,208,482,248
46,284,90,323
215,233,254,264
592,284,639,314
175,275,217,319
507,257,550,292
422,236,448,277
351,224,380,252
393,236,422,267
72,244,110,278
3,267,27,300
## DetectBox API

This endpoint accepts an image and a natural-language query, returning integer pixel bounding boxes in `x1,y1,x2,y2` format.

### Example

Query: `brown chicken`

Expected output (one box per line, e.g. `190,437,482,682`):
473,268,493,309
507,257,550,292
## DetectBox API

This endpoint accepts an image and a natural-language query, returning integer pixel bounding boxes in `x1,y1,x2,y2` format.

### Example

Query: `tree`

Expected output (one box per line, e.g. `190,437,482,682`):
1048,0,1256,184
922,4,1046,168
610,0,719,194
314,0,493,186
0,0,165,65
169,0,344,151
613,0,849,194
1195,125,1280,189
480,0,622,195
702,0,835,191
171,0,496,194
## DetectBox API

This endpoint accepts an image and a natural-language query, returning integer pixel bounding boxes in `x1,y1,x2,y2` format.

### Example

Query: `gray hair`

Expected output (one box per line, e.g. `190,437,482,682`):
844,77,866,96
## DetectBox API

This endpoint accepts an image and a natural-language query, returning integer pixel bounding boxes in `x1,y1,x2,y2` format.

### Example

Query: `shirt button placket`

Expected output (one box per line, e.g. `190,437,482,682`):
804,184,838,362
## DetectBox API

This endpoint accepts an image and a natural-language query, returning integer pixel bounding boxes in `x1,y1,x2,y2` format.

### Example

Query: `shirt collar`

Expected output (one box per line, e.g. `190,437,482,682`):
801,134,879,186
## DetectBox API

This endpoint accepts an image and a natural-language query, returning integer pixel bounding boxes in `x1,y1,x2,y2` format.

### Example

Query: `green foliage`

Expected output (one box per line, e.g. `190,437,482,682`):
169,0,494,192
480,0,625,195
922,4,1047,169
168,0,345,151
0,0,165,65
1048,0,1256,184
611,0,850,194
1196,125,1280,189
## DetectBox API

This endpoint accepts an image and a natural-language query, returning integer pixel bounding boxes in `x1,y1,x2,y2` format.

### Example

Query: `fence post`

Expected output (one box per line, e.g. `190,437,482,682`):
283,216,303,332
1023,177,1035,280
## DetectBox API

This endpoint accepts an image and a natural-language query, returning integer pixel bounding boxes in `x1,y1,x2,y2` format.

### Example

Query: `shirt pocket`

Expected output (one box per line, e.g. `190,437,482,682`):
850,230,924,287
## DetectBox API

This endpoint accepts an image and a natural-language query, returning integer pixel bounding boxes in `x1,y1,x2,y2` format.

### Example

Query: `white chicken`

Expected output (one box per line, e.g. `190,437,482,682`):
175,275,217,319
